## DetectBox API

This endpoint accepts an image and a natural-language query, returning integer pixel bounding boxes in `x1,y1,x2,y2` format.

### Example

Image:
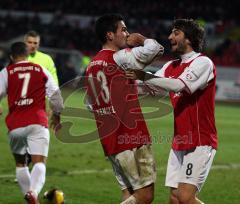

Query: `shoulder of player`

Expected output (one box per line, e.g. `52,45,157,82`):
192,55,214,67
0,67,7,77
113,48,131,61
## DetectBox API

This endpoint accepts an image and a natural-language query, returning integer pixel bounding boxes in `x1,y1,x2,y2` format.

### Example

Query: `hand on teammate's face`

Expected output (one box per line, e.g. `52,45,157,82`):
126,33,147,47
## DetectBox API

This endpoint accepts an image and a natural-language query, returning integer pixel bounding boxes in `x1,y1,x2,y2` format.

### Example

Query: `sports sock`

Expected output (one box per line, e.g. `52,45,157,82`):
30,162,46,196
196,197,205,204
16,167,31,194
120,195,138,204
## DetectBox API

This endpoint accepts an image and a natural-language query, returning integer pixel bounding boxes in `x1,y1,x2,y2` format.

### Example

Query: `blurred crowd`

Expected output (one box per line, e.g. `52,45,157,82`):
0,0,239,74
0,0,238,21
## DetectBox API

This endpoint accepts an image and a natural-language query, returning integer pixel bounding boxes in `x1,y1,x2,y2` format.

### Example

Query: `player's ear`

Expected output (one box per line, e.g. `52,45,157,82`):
106,32,114,41
10,55,13,61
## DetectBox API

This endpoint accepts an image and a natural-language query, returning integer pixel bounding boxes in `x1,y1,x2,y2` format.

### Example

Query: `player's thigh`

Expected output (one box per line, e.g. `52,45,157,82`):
134,144,156,188
8,127,29,155
27,125,50,157
165,149,185,188
179,146,216,192
109,149,139,191
109,145,156,191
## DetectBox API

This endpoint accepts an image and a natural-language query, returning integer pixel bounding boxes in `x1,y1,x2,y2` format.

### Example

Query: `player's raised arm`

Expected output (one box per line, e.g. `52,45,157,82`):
113,33,164,70
130,33,164,65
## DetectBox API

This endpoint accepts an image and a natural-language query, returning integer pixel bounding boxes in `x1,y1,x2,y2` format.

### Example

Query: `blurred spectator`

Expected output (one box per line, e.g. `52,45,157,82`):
0,2,240,67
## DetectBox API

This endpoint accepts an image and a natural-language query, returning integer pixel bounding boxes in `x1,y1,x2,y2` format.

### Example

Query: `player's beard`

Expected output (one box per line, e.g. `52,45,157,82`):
172,41,188,58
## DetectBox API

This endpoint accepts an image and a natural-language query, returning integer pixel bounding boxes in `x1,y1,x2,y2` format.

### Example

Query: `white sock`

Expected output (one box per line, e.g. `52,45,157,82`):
30,162,46,197
16,167,31,195
196,197,205,204
120,195,138,204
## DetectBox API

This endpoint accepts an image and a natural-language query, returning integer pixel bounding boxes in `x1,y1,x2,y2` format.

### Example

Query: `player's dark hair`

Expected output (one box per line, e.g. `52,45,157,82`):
173,19,205,52
10,42,28,58
95,13,124,44
24,30,40,39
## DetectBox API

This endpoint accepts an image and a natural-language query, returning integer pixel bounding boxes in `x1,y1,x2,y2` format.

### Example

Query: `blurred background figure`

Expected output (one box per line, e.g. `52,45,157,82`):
24,30,59,85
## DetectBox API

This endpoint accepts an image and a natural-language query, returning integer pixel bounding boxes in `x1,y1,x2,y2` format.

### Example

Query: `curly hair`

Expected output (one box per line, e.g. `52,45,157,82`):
173,19,205,52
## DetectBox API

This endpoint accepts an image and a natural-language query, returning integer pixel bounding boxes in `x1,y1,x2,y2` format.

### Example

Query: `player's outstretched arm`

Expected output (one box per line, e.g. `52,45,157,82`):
125,69,157,81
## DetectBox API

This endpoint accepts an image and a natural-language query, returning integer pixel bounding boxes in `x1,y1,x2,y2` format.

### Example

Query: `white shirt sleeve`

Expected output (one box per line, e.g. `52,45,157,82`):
132,39,164,64
43,68,64,114
43,68,59,98
145,77,185,93
0,68,8,100
143,61,185,93
113,39,164,70
178,56,214,94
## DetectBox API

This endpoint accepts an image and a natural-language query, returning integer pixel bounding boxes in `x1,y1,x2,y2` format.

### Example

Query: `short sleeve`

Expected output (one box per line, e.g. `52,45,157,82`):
178,56,214,94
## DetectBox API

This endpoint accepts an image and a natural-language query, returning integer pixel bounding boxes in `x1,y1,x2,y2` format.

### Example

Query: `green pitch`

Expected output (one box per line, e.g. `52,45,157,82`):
0,90,239,204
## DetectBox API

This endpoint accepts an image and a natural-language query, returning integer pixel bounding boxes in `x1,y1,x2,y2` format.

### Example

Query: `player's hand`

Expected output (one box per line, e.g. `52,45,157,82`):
50,113,62,134
125,70,138,80
127,33,147,47
125,70,147,81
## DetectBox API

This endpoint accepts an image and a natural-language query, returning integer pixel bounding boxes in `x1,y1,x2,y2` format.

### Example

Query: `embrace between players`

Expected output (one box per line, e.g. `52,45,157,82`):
0,13,217,204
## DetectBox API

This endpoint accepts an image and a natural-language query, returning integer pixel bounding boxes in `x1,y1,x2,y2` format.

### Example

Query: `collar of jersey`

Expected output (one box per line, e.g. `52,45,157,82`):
180,51,200,63
15,60,29,64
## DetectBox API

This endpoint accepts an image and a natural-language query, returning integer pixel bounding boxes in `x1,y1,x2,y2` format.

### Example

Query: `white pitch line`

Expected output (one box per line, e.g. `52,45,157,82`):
0,164,240,179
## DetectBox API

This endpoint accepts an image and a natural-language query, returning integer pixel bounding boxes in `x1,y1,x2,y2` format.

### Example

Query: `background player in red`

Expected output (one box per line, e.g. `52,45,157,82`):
126,19,218,204
86,14,164,204
0,42,64,204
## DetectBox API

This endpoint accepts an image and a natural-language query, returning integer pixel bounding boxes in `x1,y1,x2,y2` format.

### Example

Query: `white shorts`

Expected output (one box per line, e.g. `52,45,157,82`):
165,146,216,192
108,144,156,191
8,124,50,157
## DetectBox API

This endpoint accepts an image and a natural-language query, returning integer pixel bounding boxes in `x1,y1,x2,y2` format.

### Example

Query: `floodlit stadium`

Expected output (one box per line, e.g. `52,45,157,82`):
0,1,240,203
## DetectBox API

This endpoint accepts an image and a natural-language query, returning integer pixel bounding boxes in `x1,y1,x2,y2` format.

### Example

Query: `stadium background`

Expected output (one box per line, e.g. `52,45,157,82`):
0,1,240,203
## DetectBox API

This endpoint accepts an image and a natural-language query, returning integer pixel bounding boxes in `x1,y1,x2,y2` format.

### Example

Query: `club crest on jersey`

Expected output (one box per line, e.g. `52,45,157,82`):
185,70,198,81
